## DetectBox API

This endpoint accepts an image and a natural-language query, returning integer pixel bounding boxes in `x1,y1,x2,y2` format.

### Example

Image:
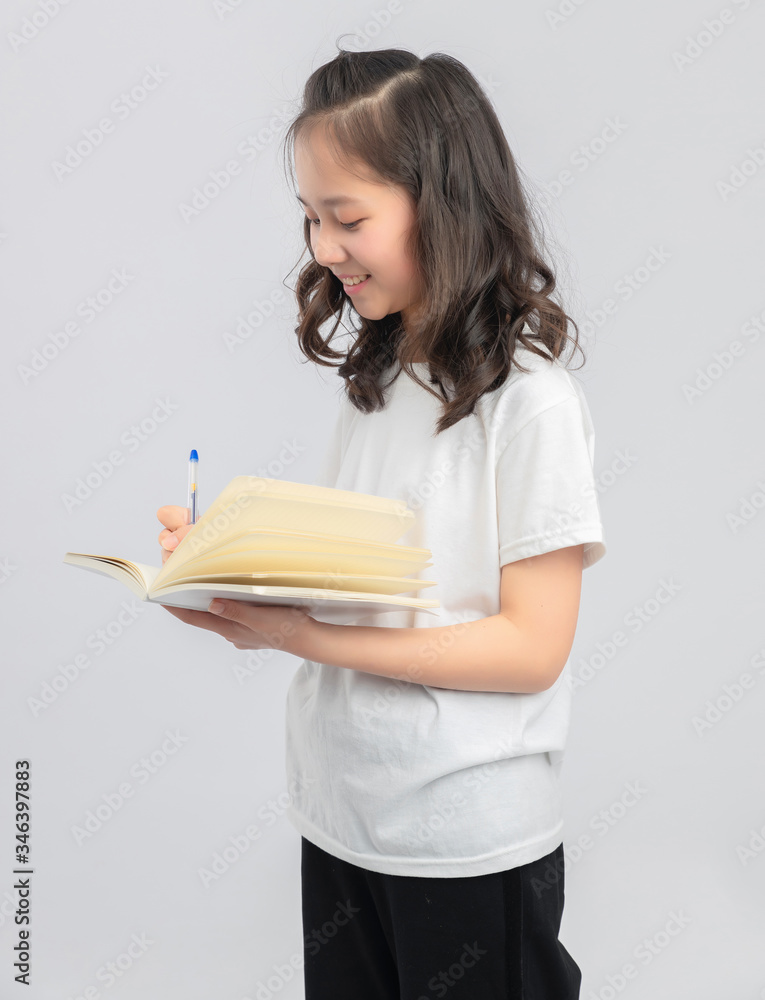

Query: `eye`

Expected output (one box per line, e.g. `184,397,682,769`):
306,217,362,231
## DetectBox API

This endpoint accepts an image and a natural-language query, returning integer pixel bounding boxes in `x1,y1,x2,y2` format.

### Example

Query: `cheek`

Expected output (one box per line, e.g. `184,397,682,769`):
393,254,419,288
375,240,414,279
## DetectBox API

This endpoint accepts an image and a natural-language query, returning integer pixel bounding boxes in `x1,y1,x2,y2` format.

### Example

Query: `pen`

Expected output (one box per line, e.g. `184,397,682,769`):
187,449,199,524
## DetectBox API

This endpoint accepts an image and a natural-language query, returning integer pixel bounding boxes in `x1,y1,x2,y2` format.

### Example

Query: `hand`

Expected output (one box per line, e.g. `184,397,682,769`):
157,504,194,565
160,598,320,654
156,504,321,655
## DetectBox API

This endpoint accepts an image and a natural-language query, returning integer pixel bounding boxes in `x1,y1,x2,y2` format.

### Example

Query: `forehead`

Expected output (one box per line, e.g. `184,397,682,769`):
294,128,385,202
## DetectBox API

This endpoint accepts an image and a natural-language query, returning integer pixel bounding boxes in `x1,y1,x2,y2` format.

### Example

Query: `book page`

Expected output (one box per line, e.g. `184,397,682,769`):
151,569,436,597
156,482,417,583
147,582,440,625
155,531,432,586
62,554,161,599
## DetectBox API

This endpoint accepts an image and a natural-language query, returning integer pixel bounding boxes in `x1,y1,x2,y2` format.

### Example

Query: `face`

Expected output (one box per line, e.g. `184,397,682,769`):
294,127,424,329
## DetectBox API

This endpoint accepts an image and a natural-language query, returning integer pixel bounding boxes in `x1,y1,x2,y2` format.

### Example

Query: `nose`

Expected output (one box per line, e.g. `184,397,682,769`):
311,228,347,269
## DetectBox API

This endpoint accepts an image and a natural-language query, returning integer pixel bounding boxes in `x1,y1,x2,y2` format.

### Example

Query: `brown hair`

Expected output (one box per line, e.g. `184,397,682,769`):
281,45,584,435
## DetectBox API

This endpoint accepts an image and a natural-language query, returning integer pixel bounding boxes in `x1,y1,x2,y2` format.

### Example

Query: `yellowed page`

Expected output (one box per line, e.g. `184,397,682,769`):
159,484,416,580
151,570,436,597
63,553,160,599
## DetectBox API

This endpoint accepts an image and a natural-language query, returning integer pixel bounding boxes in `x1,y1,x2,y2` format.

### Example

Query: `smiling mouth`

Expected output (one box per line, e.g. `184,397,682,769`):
339,274,370,286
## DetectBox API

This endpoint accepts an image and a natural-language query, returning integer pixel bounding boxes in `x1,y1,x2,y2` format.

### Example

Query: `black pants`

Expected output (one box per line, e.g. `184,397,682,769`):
300,836,581,999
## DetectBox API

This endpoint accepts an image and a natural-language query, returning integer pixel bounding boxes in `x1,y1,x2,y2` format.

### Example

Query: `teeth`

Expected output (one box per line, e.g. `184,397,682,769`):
341,275,369,286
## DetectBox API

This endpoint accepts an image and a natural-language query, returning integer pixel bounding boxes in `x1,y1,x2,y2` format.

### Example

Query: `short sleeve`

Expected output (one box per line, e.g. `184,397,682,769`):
495,392,607,570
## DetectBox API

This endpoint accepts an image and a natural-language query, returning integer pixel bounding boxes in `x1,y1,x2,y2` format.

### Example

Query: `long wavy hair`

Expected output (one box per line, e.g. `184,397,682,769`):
281,45,584,435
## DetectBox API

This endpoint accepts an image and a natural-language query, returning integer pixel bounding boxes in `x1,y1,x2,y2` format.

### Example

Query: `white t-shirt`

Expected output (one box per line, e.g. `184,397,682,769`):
284,335,607,877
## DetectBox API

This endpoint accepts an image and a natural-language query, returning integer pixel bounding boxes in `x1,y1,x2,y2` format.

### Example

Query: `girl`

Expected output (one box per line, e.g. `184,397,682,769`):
158,46,606,999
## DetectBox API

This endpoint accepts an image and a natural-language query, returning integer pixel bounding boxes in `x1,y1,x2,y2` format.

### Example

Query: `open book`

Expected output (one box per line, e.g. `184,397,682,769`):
64,476,440,625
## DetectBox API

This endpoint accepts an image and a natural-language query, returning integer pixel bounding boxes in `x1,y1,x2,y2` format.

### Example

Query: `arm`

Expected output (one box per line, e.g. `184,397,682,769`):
293,544,585,694
162,542,584,695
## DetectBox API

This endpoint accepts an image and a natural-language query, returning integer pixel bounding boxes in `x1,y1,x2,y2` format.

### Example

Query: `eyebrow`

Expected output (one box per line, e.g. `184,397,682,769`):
296,193,366,207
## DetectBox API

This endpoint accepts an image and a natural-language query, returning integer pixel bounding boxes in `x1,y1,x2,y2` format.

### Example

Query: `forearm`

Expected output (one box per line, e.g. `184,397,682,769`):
293,613,552,694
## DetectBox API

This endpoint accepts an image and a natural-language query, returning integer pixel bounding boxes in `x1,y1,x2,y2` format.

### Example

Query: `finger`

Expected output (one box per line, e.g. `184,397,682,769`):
158,528,181,550
158,522,195,555
160,605,197,622
160,605,239,635
158,527,175,547
157,505,191,531
207,599,279,630
161,606,258,650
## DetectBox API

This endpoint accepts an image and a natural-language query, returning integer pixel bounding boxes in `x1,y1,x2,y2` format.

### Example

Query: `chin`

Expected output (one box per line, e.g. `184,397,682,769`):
352,304,388,321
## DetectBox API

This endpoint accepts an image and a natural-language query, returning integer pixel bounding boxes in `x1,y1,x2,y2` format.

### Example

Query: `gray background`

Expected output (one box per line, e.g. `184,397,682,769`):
2,0,764,997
